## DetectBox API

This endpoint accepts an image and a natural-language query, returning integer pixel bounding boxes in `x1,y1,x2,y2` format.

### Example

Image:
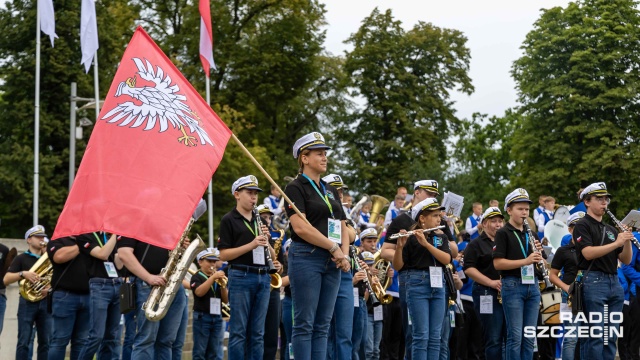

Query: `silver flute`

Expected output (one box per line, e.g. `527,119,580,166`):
606,209,640,250
388,225,445,240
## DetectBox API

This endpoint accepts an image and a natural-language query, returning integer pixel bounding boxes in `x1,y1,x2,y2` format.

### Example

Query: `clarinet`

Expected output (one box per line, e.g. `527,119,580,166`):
254,206,277,274
444,263,458,306
350,245,381,307
606,209,640,250
522,218,554,291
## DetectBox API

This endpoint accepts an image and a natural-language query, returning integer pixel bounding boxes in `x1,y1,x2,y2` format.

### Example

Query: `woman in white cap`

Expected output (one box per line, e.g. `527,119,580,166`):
392,198,452,359
285,132,351,359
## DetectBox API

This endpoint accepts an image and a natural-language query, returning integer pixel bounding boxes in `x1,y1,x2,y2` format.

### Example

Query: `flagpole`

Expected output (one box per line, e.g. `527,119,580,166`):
206,76,214,248
94,51,100,119
33,0,41,226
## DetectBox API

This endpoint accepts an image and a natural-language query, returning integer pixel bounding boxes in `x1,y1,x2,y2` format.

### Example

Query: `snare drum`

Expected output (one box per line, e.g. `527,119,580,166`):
540,289,562,325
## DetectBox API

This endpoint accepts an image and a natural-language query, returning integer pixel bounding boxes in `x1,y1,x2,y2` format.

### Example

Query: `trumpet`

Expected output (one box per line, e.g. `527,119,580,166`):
522,218,553,291
187,268,230,318
387,225,446,240
606,209,640,250
350,246,383,307
189,268,227,289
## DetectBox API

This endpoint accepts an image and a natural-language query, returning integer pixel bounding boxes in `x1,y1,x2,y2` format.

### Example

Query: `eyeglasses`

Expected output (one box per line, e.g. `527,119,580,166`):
593,196,611,205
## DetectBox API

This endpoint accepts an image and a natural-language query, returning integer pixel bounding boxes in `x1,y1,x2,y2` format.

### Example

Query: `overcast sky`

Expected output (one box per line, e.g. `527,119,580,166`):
321,0,573,121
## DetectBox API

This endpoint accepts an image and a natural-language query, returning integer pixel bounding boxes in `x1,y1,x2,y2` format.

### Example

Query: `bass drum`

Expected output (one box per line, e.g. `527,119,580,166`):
554,205,571,223
541,289,562,325
544,219,570,250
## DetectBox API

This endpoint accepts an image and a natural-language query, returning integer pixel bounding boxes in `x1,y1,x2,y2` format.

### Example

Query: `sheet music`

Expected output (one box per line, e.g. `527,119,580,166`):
442,191,464,218
621,210,640,229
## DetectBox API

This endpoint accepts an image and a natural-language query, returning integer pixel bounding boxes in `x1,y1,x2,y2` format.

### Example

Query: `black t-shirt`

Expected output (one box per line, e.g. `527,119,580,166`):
47,238,90,294
351,250,366,297
384,213,415,246
0,243,9,290
573,214,621,274
7,251,40,273
493,222,537,278
284,175,346,245
77,232,121,279
117,237,169,275
463,233,500,281
190,271,223,313
218,208,268,267
401,232,452,270
550,244,579,285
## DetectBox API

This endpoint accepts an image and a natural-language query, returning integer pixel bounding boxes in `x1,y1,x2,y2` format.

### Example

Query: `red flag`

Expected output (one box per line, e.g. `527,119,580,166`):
53,27,232,249
199,0,215,77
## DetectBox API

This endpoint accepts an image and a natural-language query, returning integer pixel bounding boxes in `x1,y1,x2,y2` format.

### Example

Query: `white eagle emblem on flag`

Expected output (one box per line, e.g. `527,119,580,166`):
101,58,213,147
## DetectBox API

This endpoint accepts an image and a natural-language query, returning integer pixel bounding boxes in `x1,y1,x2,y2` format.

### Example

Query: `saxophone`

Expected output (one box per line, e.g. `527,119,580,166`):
270,230,285,290
19,252,52,302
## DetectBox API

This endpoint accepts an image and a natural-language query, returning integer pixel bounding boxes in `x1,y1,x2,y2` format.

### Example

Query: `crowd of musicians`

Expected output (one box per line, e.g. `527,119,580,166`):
1,131,640,360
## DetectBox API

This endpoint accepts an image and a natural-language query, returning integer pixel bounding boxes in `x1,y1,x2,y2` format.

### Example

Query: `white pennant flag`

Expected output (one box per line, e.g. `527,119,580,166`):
80,0,99,73
39,0,58,46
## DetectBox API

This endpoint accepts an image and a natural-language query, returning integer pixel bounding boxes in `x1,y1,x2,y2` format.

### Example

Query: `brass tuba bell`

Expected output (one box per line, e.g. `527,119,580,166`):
19,253,52,302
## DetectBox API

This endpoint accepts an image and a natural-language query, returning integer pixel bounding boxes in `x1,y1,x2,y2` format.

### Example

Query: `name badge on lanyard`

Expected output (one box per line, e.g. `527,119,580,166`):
429,266,443,288
328,219,342,244
374,305,383,321
521,264,535,284
210,298,221,315
253,248,266,265
353,288,360,307
104,262,118,278
480,295,493,314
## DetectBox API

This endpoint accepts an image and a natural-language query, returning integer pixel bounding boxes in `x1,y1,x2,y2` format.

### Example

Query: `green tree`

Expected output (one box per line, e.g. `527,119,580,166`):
0,0,139,238
511,0,640,215
336,8,473,198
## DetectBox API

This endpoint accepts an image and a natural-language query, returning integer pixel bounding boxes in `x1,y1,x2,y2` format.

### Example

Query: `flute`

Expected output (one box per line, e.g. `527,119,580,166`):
387,225,445,240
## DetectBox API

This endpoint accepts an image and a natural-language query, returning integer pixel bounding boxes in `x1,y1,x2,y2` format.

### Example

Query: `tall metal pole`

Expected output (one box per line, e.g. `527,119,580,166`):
69,82,77,190
206,76,214,248
94,52,100,119
33,2,41,226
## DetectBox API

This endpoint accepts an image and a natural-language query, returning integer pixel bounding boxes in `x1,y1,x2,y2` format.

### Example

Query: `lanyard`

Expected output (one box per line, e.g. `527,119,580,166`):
24,250,41,259
512,231,529,258
243,219,258,236
92,232,107,247
301,174,334,218
198,271,218,297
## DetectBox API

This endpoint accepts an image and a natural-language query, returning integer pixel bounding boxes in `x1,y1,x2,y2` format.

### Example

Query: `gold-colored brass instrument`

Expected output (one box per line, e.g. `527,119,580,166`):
270,230,285,289
350,195,370,225
19,253,52,302
369,270,393,305
187,268,229,318
372,250,392,291
369,195,390,226
522,218,554,292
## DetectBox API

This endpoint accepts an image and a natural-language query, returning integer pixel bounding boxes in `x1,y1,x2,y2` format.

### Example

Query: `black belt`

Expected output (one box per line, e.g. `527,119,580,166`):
230,264,270,274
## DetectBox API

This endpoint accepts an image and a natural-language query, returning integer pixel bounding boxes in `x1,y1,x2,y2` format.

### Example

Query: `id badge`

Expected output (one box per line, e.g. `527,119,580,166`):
521,264,535,284
480,295,493,314
353,288,360,307
328,218,342,244
252,247,266,265
429,266,443,288
450,310,456,328
104,262,118,278
560,302,570,315
407,309,412,326
289,343,295,359
210,298,221,315
457,269,466,280
374,305,383,321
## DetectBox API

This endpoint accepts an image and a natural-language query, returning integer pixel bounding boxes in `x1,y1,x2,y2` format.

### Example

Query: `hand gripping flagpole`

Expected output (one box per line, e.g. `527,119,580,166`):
230,134,311,226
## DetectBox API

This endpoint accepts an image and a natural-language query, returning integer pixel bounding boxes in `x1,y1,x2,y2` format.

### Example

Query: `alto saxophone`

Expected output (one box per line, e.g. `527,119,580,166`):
19,253,52,302
271,230,285,290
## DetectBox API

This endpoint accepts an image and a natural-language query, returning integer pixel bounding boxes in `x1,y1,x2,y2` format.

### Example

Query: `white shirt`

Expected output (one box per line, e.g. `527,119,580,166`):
263,195,283,216
465,214,482,236
533,205,545,225
535,209,554,234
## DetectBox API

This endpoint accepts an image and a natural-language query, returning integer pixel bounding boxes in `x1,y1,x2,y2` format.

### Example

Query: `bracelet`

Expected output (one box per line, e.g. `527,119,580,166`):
329,243,340,254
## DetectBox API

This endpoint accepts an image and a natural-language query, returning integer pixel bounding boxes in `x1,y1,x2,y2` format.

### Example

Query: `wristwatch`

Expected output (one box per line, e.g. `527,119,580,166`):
19,271,23,278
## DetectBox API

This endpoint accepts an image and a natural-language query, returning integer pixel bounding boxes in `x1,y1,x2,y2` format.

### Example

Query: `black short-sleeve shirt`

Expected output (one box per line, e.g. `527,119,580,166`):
117,237,169,275
573,214,621,274
7,251,40,274
284,175,346,245
384,213,415,246
0,243,9,290
493,222,537,278
77,232,121,279
401,232,452,270
218,208,267,266
190,271,223,313
463,232,500,281
47,237,89,294
351,250,366,297
550,244,579,285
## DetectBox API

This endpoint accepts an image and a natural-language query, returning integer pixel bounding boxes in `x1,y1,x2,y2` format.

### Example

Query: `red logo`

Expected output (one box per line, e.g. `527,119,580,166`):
50,246,56,251
492,245,496,251
84,242,90,248
191,282,196,289
577,236,582,242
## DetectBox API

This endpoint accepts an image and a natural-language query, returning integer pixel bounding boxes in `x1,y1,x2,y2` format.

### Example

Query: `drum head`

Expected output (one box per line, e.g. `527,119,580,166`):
544,219,570,250
554,206,570,223
541,290,562,325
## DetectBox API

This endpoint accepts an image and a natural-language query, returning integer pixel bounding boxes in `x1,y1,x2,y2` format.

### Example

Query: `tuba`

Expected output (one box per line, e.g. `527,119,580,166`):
369,195,390,228
143,200,207,321
19,252,52,302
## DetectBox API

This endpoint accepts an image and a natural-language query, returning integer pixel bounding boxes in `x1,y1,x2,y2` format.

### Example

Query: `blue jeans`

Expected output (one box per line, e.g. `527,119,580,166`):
366,313,383,360
282,295,294,360
327,270,354,360
228,267,270,360
263,289,282,360
439,303,453,360
192,311,223,360
289,241,341,359
561,293,579,360
501,276,540,360
132,278,187,360
173,292,189,360
399,271,412,360
16,297,51,360
78,278,123,360
48,290,90,360
352,297,367,360
472,284,506,360
581,271,624,360
121,310,136,360
0,293,6,336
405,269,446,360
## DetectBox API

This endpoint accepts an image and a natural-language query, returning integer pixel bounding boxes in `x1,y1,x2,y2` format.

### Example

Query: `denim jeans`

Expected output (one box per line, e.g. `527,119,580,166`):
48,290,90,360
227,267,270,360
216,319,225,360
263,289,282,360
78,278,123,360
472,283,506,360
172,292,189,360
327,270,354,360
282,295,293,360
561,294,580,360
132,278,187,360
352,297,367,360
439,303,453,360
0,293,6,336
405,269,446,360
581,271,624,360
288,241,341,359
366,312,383,360
16,297,51,360
501,276,540,360
121,310,136,360
192,311,223,360
399,271,412,360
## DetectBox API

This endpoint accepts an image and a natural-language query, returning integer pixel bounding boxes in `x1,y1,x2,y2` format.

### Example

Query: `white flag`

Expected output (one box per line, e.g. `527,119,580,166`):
80,0,99,73
39,0,58,46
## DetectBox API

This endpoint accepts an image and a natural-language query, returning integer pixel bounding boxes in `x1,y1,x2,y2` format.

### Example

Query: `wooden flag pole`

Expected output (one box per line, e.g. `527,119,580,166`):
230,134,310,225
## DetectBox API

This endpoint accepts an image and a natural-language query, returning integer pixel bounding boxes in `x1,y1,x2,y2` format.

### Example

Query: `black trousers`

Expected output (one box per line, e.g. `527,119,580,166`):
263,289,281,360
620,297,640,360
534,312,556,360
456,299,485,360
380,297,404,360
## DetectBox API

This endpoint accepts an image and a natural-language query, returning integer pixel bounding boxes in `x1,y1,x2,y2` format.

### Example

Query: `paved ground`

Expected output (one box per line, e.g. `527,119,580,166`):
1,283,22,354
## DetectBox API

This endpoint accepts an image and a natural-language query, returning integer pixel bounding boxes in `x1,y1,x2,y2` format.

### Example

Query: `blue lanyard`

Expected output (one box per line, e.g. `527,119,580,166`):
512,231,529,258
301,174,334,218
93,232,107,247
